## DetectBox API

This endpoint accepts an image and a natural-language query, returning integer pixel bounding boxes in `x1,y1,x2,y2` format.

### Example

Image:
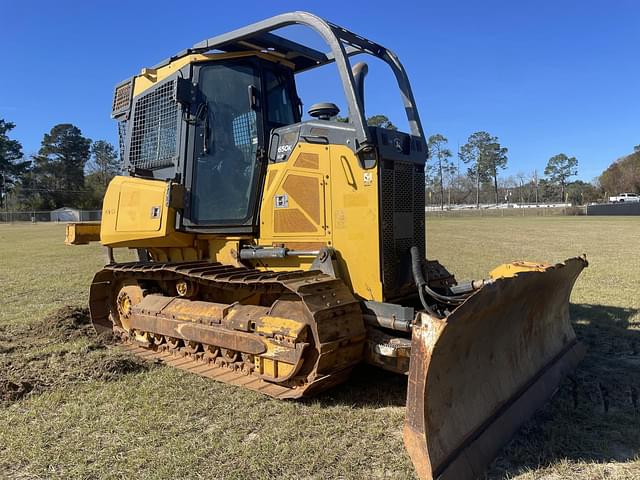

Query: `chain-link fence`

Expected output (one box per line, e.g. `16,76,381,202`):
0,209,102,223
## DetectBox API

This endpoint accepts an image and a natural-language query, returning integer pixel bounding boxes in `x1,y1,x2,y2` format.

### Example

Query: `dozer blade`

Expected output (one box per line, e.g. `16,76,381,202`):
404,256,587,480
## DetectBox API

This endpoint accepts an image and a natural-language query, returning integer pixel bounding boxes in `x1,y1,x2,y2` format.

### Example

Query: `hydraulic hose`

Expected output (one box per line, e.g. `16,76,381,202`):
410,246,427,288
410,246,442,318
423,285,467,305
410,246,471,313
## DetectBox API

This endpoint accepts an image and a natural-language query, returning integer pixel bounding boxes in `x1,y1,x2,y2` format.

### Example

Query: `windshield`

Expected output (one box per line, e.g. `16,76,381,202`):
191,63,261,224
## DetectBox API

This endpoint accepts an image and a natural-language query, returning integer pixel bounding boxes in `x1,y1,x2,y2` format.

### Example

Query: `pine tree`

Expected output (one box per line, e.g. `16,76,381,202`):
31,124,91,208
459,132,508,207
0,119,28,208
544,153,578,202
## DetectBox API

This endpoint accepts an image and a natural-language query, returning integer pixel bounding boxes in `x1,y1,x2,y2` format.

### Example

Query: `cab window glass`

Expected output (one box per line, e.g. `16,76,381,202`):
265,68,296,129
191,63,260,224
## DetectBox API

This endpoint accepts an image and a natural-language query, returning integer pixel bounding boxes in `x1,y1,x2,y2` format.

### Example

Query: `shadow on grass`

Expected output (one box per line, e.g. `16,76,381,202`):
309,303,640,477
312,363,408,409
488,303,640,478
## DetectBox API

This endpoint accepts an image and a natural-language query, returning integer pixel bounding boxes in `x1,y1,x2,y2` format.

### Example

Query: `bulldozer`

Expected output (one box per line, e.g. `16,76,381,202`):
66,12,588,479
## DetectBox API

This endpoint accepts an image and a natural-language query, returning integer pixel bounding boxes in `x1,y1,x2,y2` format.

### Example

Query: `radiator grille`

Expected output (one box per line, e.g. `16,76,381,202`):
380,160,425,300
129,80,179,170
394,163,414,213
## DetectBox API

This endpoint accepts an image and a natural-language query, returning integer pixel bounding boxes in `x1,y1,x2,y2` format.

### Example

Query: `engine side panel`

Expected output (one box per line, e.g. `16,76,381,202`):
257,142,383,302
101,176,194,248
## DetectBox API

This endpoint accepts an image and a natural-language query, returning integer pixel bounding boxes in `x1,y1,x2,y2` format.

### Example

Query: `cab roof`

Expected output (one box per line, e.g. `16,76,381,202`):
151,11,388,74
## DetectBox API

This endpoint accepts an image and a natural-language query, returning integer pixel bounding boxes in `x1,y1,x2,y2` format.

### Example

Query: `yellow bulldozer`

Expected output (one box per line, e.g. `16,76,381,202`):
66,12,587,479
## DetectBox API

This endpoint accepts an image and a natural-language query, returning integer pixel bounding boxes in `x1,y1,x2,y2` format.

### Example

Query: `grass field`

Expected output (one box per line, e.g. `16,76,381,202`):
1,217,639,479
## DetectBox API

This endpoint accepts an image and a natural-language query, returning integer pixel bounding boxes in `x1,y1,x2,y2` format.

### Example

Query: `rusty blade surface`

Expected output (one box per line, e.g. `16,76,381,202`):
404,256,587,480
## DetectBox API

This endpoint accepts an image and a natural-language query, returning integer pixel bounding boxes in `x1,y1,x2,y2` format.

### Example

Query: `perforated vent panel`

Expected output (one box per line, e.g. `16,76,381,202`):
394,163,413,213
129,81,179,170
112,81,132,118
380,160,425,300
117,120,128,162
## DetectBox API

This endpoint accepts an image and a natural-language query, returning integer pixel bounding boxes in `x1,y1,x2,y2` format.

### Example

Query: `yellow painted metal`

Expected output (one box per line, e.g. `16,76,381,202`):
256,143,383,301
489,260,552,279
259,143,332,241
255,143,332,272
132,51,295,98
328,144,382,301
64,222,101,245
207,238,244,267
100,176,194,248
255,316,307,339
135,238,245,265
255,348,295,379
147,246,201,262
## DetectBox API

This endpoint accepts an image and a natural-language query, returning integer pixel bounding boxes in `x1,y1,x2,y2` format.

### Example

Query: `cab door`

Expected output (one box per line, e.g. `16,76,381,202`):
182,59,265,233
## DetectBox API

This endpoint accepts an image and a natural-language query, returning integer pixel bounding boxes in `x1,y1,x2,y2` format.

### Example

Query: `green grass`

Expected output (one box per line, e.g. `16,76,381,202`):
0,218,639,479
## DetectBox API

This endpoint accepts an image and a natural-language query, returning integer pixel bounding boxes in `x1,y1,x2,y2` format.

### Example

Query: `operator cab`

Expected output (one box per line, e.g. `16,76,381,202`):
112,12,427,246
185,60,300,227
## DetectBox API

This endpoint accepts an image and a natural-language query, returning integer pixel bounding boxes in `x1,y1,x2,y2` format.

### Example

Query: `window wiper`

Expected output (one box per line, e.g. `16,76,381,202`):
203,107,210,155
185,101,210,156
193,102,209,155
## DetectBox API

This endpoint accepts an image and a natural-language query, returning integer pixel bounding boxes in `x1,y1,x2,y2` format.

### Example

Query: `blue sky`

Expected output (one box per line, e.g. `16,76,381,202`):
1,0,638,182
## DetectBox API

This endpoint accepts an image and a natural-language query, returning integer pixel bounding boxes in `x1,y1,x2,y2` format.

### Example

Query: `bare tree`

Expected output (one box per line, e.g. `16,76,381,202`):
515,172,527,204
427,134,455,210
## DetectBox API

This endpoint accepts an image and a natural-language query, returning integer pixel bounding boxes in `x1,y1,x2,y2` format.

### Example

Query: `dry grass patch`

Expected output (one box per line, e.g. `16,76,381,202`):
0,219,638,479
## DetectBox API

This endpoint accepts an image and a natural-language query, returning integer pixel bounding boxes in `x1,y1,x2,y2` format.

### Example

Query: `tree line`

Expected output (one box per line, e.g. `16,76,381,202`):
360,117,598,208
1,116,637,211
0,120,119,211
598,145,640,196
425,132,613,209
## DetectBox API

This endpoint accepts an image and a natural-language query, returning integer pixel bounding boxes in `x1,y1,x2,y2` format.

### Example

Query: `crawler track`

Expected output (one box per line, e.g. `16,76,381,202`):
90,261,366,398
118,342,353,399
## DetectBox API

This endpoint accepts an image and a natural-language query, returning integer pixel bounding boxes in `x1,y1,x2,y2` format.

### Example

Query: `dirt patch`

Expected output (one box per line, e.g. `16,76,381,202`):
1,378,36,403
8,305,117,348
0,348,151,406
91,355,150,380
0,306,151,406
35,305,94,341
0,356,44,404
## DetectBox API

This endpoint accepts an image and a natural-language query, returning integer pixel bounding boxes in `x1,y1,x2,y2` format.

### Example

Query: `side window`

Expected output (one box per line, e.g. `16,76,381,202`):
232,111,258,158
265,69,296,129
